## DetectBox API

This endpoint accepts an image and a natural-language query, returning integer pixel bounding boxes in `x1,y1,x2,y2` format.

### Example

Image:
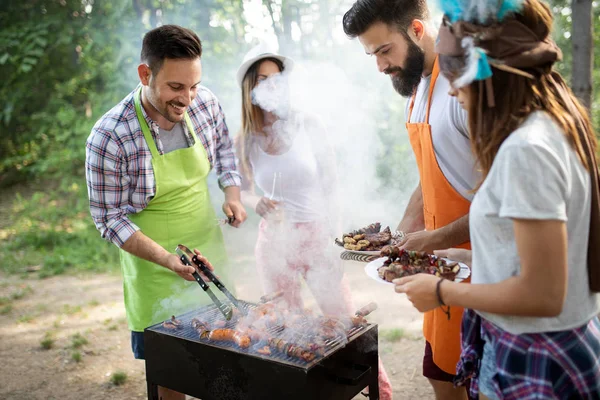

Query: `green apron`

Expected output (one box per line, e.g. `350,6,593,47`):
121,88,228,332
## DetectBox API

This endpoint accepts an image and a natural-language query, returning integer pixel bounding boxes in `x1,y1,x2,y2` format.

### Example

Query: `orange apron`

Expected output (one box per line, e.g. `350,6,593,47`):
406,58,471,375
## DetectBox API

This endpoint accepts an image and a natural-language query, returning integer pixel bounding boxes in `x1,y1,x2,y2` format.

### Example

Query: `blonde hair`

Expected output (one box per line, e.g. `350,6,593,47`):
235,57,285,186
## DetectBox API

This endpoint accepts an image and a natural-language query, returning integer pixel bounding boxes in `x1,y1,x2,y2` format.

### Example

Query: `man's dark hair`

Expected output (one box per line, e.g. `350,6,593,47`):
141,25,202,75
342,0,428,38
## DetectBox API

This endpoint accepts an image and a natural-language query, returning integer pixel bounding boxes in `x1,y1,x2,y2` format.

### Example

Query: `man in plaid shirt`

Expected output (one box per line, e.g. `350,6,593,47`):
85,25,246,400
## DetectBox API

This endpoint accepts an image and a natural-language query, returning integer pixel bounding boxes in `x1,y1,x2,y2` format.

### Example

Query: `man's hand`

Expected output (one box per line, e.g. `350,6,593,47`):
222,200,247,228
396,230,442,253
161,249,216,282
160,253,197,281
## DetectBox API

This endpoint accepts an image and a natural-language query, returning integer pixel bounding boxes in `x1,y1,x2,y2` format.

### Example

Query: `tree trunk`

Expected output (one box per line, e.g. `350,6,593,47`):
571,0,593,109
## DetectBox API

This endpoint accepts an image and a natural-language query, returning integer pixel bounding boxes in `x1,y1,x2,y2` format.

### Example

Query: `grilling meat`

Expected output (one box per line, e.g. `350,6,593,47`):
191,318,210,338
208,328,251,349
268,338,316,362
344,222,381,237
339,223,396,251
378,247,461,282
363,226,392,248
184,302,375,361
163,315,183,330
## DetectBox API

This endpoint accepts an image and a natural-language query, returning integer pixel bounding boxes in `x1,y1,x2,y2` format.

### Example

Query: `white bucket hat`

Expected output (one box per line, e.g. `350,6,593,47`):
236,42,294,88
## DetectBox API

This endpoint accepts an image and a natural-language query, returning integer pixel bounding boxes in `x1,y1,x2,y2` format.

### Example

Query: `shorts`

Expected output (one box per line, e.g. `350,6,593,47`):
423,341,456,382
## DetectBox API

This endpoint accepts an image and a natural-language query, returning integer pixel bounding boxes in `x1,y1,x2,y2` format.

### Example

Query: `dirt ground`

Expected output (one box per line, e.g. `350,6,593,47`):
0,255,434,400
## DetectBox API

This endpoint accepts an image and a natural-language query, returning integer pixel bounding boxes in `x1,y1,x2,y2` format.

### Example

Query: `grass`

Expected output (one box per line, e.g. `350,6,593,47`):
0,179,120,277
71,351,82,363
40,332,54,350
10,285,33,300
381,328,406,342
70,333,88,349
62,304,82,315
88,299,99,307
0,305,12,315
109,371,128,386
17,314,34,323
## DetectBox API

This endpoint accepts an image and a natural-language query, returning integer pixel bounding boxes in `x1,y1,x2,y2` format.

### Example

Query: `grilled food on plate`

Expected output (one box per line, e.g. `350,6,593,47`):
377,246,461,282
336,222,402,251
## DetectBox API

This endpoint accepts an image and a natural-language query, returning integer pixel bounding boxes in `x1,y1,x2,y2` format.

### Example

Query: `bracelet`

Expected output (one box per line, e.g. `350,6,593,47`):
436,278,451,320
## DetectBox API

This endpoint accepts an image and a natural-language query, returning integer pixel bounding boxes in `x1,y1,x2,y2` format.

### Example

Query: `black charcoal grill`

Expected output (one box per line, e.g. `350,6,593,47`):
144,300,379,400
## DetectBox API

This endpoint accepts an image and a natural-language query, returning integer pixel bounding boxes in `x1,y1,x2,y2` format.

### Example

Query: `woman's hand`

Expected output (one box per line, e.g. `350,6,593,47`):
393,274,444,312
434,248,472,267
255,197,280,217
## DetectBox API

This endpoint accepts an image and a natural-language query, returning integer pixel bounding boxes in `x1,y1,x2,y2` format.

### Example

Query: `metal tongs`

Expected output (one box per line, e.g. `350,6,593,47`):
176,244,247,316
175,245,233,320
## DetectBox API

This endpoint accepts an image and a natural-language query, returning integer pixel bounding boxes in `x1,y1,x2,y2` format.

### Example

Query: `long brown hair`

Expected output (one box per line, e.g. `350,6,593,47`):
439,0,598,188
236,57,285,187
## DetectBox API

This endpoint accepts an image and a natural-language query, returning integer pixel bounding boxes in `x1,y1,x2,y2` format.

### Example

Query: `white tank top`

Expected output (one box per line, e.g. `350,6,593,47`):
250,119,326,223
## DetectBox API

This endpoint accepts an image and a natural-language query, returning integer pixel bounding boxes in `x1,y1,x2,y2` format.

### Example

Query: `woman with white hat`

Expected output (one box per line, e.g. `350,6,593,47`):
235,45,394,399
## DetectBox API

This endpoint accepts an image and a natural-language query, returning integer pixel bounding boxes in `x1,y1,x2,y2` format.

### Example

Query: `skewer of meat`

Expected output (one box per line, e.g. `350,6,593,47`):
268,338,317,362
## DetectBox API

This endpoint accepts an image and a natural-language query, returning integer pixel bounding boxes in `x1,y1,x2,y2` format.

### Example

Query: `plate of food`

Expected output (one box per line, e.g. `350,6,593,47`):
364,248,470,286
335,222,404,255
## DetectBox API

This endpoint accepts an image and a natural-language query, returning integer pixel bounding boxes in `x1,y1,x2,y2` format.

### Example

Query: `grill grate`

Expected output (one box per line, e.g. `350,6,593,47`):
147,301,367,369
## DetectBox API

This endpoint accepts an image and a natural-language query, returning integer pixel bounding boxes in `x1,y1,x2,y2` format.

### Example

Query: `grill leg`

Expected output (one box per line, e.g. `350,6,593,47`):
368,357,379,400
147,381,159,400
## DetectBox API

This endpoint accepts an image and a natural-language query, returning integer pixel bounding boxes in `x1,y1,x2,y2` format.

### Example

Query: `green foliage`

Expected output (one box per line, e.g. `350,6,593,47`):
109,371,128,386
381,328,406,342
40,332,55,350
549,0,600,133
0,305,12,315
0,181,120,276
71,350,82,363
70,333,88,349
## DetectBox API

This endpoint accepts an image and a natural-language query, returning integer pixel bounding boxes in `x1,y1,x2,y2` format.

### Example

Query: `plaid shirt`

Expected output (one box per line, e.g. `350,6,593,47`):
85,86,241,248
455,309,600,399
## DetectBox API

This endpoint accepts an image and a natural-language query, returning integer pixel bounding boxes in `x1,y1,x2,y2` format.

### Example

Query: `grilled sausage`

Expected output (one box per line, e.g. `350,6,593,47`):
208,329,251,349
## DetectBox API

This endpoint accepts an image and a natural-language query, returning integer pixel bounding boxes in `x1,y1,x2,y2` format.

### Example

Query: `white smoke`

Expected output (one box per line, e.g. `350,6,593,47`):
251,72,292,119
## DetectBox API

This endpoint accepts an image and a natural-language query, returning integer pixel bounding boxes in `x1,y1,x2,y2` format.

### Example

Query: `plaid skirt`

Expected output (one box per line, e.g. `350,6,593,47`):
454,309,600,399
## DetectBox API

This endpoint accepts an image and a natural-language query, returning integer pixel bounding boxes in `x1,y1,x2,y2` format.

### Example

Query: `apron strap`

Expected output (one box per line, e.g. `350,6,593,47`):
407,57,440,124
134,87,198,158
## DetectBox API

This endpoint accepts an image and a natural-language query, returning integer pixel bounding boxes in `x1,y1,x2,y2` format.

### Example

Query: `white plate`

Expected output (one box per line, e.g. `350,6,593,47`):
364,257,471,286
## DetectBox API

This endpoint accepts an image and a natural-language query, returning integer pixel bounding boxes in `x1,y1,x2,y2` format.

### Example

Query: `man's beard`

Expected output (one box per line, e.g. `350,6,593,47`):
385,40,425,97
146,86,186,123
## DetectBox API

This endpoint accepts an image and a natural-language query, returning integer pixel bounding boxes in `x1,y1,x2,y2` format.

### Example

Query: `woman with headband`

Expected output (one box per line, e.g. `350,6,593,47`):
394,0,600,398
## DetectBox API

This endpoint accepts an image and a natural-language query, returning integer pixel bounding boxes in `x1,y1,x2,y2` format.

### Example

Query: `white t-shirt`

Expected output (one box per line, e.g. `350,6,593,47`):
470,111,600,334
406,73,479,200
250,113,327,223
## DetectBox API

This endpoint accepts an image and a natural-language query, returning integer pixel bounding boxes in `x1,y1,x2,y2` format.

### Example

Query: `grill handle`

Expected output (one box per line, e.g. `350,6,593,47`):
326,362,371,386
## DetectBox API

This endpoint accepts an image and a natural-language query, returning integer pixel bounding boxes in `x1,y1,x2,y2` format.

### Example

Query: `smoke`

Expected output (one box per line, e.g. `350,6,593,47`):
218,50,417,320
251,72,292,119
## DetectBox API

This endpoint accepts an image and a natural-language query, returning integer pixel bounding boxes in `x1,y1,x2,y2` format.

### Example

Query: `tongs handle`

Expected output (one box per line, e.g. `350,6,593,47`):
177,254,209,291
176,249,232,320
189,254,245,314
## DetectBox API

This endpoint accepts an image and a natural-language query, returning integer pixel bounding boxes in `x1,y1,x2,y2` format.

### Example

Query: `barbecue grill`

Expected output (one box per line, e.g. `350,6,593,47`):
144,300,380,400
